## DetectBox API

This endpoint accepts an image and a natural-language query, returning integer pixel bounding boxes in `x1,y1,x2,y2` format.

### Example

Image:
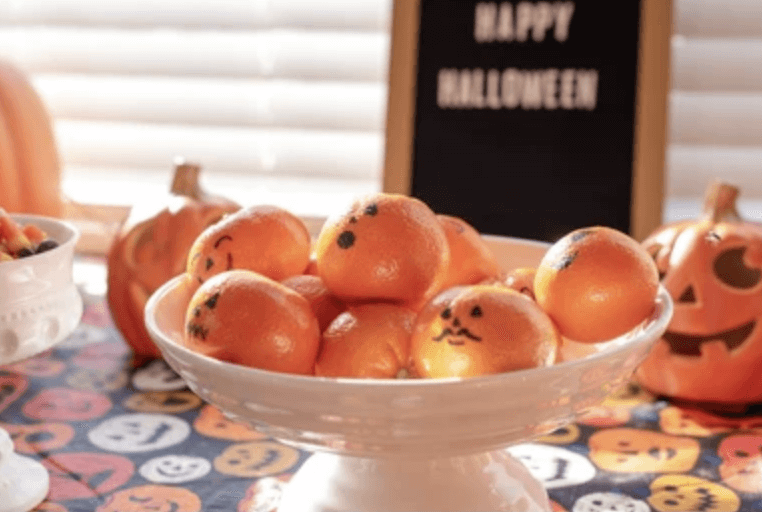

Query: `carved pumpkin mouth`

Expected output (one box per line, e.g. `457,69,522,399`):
663,320,756,356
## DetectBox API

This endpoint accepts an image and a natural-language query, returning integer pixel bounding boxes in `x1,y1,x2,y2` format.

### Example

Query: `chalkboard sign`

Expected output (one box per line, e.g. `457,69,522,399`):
384,0,672,242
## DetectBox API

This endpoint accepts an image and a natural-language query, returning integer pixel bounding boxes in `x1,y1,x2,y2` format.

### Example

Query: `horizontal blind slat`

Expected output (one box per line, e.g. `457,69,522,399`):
62,165,380,217
53,120,384,180
33,74,386,131
0,28,389,81
0,0,391,31
669,92,762,145
672,38,762,92
674,0,762,39
667,145,762,197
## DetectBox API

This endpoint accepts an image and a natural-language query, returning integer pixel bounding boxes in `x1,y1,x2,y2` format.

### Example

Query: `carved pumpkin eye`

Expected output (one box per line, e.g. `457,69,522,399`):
713,247,762,289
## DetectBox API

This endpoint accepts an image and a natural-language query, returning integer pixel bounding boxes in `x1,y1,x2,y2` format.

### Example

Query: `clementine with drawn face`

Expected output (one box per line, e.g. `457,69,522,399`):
409,285,559,378
314,193,449,308
186,205,311,284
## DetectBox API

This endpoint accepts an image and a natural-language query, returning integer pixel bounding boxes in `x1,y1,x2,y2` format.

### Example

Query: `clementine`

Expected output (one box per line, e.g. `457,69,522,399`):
534,226,659,343
313,193,449,308
186,205,311,284
504,267,537,300
409,285,559,378
184,269,320,375
436,214,502,290
280,274,346,332
314,302,417,378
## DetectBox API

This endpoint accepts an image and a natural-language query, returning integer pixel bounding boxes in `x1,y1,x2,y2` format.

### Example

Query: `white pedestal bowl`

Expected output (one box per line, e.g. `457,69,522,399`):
0,214,83,512
145,236,673,512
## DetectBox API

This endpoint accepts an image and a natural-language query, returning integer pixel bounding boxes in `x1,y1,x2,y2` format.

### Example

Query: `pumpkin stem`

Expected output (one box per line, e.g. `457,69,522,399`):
170,157,205,200
703,180,741,223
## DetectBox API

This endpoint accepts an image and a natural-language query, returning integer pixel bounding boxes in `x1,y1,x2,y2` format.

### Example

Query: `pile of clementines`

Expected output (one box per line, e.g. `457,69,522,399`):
178,193,660,379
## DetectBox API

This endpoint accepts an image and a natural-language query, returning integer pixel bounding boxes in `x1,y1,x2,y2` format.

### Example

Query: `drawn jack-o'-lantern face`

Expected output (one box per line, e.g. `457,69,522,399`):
1,421,75,454
186,205,311,285
0,372,27,412
588,428,700,473
638,182,762,403
573,492,650,512
23,388,112,421
718,433,762,493
124,390,202,414
658,406,735,437
410,286,559,378
193,405,265,441
97,484,202,512
647,474,740,512
314,193,450,307
43,452,135,501
213,441,300,478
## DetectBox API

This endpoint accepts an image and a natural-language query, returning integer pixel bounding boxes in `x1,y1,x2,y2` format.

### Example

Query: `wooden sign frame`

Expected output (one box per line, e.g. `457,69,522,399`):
383,0,672,241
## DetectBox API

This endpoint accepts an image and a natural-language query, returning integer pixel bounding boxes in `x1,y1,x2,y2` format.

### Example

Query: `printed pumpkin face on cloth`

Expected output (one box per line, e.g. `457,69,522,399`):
42,452,135,501
193,404,265,441
313,192,450,309
0,372,27,412
186,204,311,284
718,432,762,493
1,421,75,454
124,390,203,414
647,475,740,512
97,485,201,512
588,428,700,473
213,440,301,478
658,406,736,437
22,387,112,421
638,181,762,403
409,285,559,378
573,492,650,512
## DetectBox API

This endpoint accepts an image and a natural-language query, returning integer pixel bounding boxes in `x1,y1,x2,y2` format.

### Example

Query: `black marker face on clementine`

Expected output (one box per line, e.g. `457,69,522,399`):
186,291,220,341
190,234,234,284
431,303,483,346
335,202,379,250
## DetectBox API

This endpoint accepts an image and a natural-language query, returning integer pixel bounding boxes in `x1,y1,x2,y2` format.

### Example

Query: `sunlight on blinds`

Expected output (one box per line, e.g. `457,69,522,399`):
1,0,391,218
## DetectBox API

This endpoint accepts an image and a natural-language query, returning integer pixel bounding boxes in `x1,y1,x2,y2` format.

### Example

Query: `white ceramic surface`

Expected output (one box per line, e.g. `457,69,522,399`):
0,214,82,512
145,235,673,512
0,215,83,364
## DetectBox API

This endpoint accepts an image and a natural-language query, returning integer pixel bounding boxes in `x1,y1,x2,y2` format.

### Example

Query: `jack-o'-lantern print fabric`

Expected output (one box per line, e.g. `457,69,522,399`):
1,261,762,512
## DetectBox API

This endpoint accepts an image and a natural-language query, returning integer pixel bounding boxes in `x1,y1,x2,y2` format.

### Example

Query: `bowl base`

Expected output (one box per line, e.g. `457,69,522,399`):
278,450,550,512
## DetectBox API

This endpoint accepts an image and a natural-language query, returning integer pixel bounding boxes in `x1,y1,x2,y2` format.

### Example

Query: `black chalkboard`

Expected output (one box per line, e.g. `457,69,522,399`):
384,0,672,242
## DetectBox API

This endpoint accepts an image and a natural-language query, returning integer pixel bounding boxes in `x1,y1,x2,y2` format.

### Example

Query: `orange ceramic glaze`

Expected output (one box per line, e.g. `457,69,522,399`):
314,193,449,308
534,226,659,343
280,274,346,332
314,303,416,378
186,205,311,285
436,214,502,290
409,285,559,378
183,270,320,375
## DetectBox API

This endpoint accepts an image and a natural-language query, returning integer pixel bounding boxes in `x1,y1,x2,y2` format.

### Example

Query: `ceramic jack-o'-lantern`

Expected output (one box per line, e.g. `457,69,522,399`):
637,181,762,406
107,160,240,361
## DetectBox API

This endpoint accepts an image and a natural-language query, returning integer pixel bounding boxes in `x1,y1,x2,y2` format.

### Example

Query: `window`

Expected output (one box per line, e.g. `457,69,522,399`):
4,0,761,248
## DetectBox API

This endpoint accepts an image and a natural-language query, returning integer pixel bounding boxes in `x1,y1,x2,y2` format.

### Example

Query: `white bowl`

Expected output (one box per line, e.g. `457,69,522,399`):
145,235,673,512
0,214,83,365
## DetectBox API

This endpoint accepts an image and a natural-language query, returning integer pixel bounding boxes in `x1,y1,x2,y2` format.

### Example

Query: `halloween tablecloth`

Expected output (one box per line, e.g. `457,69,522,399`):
3,258,762,512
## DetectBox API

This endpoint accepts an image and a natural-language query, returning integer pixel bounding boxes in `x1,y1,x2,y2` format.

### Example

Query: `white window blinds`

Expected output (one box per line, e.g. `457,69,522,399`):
667,0,762,220
3,0,760,225
0,0,391,219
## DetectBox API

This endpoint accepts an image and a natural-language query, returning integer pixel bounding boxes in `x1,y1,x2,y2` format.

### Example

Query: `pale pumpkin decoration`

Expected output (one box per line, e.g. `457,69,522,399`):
0,60,62,217
107,161,240,361
636,181,762,405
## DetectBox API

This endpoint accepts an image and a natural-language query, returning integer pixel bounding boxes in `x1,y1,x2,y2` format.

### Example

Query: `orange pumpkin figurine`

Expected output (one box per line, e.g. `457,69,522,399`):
534,226,659,343
183,269,320,375
436,214,502,290
186,204,311,285
280,274,346,332
637,181,762,405
314,192,449,308
315,302,417,378
409,285,559,378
